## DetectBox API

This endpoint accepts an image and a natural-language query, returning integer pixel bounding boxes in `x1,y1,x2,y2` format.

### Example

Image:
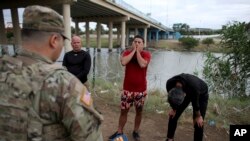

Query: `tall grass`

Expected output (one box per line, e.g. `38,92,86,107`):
144,89,168,113
206,95,250,129
91,78,250,130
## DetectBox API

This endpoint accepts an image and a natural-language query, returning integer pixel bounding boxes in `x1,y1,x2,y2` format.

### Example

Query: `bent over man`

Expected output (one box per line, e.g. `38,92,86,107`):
166,73,209,141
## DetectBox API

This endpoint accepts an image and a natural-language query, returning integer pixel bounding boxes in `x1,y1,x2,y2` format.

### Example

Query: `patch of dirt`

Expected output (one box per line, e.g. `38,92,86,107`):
94,97,229,141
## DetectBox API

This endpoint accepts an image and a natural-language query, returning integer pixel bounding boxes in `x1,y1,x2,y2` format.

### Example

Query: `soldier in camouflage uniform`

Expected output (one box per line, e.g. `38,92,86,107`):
0,5,103,141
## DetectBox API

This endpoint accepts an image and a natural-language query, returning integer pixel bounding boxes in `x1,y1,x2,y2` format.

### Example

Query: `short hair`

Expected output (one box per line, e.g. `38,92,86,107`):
21,29,54,43
168,87,185,109
133,35,144,43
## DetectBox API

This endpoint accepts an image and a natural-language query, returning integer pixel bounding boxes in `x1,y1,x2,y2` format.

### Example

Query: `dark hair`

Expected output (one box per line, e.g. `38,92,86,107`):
133,35,144,43
168,87,185,109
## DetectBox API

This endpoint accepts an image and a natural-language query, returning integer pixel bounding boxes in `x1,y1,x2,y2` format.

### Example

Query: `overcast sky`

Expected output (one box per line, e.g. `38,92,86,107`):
123,0,250,29
3,0,250,30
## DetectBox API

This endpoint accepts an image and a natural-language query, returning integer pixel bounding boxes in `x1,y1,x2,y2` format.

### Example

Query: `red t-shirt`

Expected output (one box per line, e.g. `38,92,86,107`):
122,49,151,92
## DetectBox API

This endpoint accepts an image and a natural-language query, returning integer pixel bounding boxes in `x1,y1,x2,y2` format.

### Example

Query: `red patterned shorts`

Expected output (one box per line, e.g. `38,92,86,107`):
120,90,147,109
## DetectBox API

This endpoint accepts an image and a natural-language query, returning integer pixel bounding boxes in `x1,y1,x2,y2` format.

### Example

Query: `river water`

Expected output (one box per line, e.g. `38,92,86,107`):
1,45,213,91
76,48,209,91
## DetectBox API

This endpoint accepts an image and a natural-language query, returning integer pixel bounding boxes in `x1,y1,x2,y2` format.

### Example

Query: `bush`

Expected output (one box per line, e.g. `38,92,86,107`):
178,37,198,49
203,22,250,97
202,38,214,47
6,32,14,40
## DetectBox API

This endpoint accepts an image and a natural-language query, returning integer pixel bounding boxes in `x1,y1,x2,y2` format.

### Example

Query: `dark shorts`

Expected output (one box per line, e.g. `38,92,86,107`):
120,90,147,109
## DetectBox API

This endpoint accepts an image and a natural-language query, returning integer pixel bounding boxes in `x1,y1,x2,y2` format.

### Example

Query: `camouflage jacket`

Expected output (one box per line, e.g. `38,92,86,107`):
0,49,103,141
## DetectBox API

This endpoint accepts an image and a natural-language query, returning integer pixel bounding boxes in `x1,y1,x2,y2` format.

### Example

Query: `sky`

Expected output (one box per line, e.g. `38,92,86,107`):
123,0,250,29
2,0,250,30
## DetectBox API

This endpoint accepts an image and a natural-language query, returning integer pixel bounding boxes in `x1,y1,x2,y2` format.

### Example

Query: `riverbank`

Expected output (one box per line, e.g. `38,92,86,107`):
91,78,250,140
81,35,225,53
148,39,225,53
92,83,230,141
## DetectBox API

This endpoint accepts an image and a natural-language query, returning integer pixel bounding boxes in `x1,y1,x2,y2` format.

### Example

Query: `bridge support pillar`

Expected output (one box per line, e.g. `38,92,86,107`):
144,27,147,48
75,20,79,35
125,27,129,47
63,4,72,52
97,22,101,52
135,28,138,35
148,31,152,42
156,30,159,42
85,21,90,49
121,21,126,50
0,10,7,45
11,8,21,47
108,21,113,52
117,27,121,47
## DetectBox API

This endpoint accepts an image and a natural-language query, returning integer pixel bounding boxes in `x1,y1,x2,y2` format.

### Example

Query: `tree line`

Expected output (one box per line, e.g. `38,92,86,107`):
173,23,221,35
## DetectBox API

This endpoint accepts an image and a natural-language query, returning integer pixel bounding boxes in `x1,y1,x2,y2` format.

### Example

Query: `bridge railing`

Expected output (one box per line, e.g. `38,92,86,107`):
108,0,169,30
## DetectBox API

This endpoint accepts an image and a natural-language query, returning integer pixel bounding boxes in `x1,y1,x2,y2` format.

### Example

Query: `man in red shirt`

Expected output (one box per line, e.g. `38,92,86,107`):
109,35,151,141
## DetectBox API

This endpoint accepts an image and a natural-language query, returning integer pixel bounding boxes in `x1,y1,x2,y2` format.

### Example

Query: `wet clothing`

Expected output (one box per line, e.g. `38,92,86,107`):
166,73,209,141
63,50,91,84
122,50,151,92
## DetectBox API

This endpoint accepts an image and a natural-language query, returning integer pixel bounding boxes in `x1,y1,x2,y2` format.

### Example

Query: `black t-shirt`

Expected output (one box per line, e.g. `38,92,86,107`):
63,50,91,84
166,73,208,111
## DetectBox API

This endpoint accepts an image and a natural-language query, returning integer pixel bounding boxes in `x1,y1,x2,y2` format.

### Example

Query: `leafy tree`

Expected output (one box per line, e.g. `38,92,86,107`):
95,24,107,34
173,23,190,35
71,26,75,34
181,23,190,32
71,26,83,35
6,32,14,40
221,22,250,77
173,23,182,32
203,52,240,97
203,21,250,97
89,29,95,34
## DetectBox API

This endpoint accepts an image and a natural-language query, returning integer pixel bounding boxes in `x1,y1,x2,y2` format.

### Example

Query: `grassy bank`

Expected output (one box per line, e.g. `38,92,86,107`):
150,39,225,53
91,78,250,131
80,35,225,53
81,36,120,48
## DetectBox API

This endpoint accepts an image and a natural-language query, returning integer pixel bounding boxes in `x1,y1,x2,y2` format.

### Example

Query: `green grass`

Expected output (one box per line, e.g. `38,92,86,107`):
209,96,250,124
144,89,168,113
90,79,250,130
152,39,226,53
90,78,122,105
82,37,120,48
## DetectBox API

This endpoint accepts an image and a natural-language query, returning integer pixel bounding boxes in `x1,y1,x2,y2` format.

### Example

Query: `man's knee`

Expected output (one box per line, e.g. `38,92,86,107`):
135,106,143,113
120,109,129,116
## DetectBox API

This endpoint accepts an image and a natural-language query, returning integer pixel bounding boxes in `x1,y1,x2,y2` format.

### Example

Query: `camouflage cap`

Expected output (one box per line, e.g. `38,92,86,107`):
22,5,69,39
168,87,185,109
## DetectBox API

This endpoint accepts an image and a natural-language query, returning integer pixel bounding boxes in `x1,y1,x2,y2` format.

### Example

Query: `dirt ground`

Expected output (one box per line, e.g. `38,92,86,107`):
94,97,229,141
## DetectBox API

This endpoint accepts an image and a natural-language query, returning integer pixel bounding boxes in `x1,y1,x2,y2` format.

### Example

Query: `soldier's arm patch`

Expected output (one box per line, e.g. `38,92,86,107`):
80,88,92,106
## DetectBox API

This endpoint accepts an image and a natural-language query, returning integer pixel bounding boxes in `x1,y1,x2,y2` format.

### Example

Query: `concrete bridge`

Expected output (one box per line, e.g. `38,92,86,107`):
0,0,173,52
